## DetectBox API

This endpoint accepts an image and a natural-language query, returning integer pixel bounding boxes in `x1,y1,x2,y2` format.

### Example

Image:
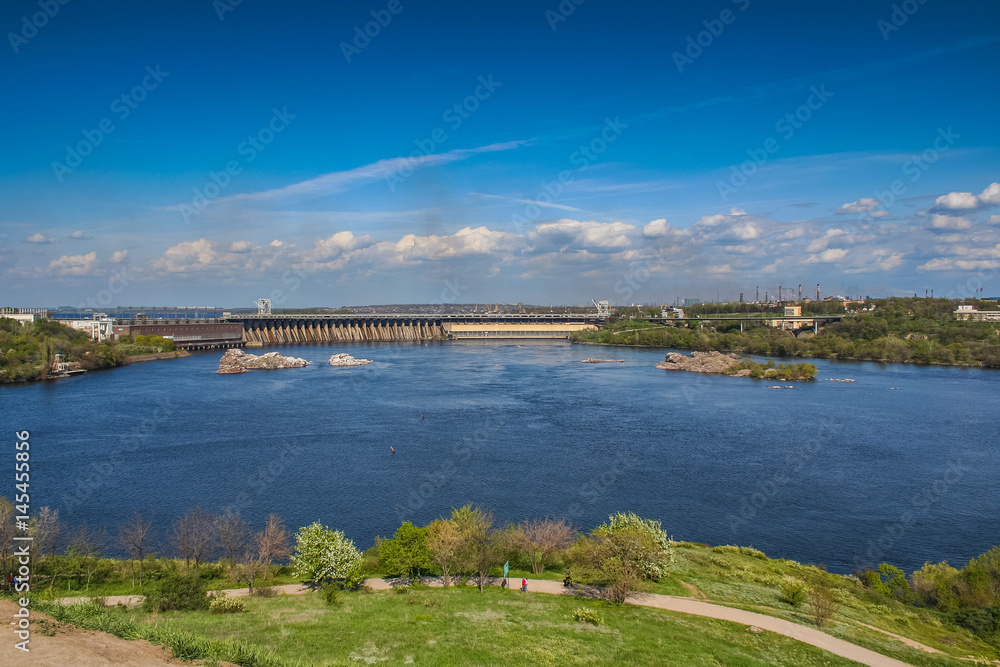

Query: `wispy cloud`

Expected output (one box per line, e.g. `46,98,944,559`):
196,140,532,208
469,191,586,212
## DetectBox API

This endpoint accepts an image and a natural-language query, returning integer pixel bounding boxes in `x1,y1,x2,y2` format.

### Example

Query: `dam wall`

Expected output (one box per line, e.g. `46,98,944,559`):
242,320,446,344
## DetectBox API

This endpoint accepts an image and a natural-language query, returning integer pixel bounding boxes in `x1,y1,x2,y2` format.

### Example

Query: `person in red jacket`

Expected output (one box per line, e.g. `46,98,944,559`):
521,577,527,593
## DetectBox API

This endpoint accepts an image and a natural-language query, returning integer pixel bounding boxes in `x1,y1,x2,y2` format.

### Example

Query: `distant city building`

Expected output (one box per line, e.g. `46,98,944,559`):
784,305,802,317
954,306,1000,321
0,307,49,325
683,298,701,307
63,317,115,341
2,313,37,326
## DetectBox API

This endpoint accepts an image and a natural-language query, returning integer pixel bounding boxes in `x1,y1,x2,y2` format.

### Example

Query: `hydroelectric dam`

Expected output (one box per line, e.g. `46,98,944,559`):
234,313,605,346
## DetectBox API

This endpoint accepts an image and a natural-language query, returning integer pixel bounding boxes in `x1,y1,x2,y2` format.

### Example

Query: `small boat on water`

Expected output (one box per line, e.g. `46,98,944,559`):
581,358,625,363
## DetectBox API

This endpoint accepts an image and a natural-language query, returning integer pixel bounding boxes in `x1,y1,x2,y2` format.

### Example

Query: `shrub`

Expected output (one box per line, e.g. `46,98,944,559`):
739,547,767,560
809,586,839,627
209,594,246,614
252,585,277,598
779,579,807,607
321,583,341,606
143,574,208,612
573,607,602,625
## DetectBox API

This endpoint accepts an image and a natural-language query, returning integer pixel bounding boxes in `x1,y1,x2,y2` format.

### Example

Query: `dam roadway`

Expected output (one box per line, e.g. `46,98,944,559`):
228,312,607,344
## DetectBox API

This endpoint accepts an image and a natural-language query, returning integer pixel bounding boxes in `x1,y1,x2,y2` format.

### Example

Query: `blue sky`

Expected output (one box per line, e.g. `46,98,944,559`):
2,0,999,308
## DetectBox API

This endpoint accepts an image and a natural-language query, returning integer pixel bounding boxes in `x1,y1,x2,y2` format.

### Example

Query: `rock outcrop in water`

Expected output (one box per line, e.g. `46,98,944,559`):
217,349,311,374
654,351,742,374
328,353,373,366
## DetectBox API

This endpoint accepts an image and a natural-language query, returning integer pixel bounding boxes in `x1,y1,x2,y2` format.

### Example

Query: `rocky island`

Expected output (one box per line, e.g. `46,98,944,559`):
217,349,311,374
655,351,742,374
328,353,373,366
655,351,817,380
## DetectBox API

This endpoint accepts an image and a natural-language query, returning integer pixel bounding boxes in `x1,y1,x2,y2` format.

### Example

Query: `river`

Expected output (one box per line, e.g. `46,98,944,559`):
4,341,998,574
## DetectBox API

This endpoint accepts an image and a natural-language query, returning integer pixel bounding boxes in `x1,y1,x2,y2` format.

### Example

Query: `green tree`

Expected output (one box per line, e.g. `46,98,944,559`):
452,505,502,592
425,518,462,588
377,521,430,579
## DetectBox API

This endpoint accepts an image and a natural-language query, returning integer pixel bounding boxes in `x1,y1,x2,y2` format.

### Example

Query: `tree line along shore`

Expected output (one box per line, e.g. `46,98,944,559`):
0,316,181,383
572,297,1000,368
2,497,998,660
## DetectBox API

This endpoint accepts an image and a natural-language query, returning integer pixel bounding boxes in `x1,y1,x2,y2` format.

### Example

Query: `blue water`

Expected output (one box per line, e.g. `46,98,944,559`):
4,341,998,574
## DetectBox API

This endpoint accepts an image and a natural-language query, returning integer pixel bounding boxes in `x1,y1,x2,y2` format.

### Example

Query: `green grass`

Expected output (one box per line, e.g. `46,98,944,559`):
657,543,997,665
72,587,871,666
28,546,999,666
43,567,301,598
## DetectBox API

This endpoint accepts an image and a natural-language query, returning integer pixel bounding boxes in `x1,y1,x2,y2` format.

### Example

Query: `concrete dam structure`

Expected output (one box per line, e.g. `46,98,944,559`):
241,318,446,344
234,313,602,344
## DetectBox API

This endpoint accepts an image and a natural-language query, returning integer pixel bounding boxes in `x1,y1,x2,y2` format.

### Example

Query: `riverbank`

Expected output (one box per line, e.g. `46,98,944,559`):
123,350,191,364
570,320,1000,369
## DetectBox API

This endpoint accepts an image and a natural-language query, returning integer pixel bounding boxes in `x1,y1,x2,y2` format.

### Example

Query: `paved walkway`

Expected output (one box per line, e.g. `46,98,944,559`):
58,578,920,667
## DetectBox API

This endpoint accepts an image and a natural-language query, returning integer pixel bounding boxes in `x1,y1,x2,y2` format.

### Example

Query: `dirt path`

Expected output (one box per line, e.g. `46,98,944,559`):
0,599,202,667
52,578,922,667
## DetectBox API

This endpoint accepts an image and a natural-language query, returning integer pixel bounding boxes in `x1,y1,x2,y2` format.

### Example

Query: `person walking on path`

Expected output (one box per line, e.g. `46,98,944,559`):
521,577,527,593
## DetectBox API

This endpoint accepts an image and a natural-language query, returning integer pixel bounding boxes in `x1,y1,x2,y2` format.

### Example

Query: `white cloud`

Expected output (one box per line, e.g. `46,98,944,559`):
153,239,218,273
916,258,953,271
313,231,371,259
933,191,979,211
804,248,849,263
26,233,56,244
929,183,1000,212
229,240,254,254
837,197,882,214
980,182,1000,205
70,230,93,240
527,220,637,254
692,212,761,242
927,214,972,231
642,218,690,240
47,252,98,276
955,260,1000,270
109,250,128,264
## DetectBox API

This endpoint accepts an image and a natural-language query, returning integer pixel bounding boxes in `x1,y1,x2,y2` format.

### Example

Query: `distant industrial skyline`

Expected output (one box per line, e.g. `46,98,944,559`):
2,0,998,308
